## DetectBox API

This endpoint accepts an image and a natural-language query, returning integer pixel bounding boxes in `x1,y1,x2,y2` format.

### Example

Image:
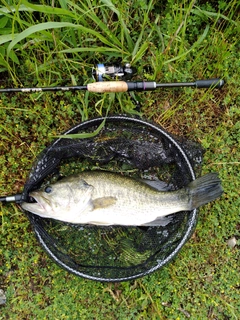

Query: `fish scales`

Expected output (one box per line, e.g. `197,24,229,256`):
78,171,188,220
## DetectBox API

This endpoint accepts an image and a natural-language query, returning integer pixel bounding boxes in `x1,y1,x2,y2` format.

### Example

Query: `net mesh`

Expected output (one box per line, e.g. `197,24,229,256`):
24,115,204,281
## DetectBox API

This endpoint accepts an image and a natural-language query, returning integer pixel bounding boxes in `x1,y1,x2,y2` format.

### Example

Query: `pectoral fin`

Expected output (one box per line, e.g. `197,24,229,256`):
92,196,117,209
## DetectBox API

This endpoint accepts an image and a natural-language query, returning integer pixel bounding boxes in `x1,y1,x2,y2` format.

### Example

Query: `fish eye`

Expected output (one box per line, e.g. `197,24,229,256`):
44,186,52,194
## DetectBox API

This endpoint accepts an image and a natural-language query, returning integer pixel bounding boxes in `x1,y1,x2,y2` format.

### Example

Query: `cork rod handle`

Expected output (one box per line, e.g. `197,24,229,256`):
87,81,128,93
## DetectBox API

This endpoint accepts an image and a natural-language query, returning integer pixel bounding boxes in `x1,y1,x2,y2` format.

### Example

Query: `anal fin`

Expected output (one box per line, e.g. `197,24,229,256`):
141,215,174,227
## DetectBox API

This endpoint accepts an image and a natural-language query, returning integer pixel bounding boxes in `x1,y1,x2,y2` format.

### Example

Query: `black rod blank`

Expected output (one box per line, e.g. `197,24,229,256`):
0,85,88,94
156,78,225,89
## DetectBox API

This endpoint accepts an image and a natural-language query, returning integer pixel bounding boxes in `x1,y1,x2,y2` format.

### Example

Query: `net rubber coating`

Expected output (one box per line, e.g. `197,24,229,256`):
25,115,202,282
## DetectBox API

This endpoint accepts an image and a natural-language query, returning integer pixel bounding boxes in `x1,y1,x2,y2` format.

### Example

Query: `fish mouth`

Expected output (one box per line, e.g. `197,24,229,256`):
28,195,37,203
21,193,46,215
29,194,45,209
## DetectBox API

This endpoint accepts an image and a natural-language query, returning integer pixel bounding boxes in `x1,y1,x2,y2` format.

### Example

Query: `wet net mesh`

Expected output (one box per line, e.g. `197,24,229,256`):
23,115,204,282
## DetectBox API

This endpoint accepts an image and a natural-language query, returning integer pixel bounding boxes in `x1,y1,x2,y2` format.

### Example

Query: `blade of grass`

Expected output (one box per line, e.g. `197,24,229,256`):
130,0,158,62
60,46,123,53
0,34,18,45
100,0,134,52
192,6,239,26
68,0,127,51
7,21,125,56
0,4,34,15
56,118,106,139
163,24,210,64
163,0,197,56
20,0,76,18
132,14,160,63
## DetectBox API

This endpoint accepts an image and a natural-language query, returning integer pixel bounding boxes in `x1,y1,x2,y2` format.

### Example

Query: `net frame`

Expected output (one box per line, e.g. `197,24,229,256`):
25,115,199,282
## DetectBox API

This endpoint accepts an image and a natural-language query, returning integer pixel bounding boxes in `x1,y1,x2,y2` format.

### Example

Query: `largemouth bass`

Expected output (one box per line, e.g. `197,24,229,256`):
21,171,223,226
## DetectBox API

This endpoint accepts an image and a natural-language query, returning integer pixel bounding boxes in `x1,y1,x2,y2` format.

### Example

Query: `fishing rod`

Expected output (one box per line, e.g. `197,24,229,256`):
0,78,224,94
0,63,224,94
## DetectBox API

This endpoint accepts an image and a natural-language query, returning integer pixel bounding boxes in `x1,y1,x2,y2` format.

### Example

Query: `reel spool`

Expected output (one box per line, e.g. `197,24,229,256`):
22,115,203,282
92,63,137,81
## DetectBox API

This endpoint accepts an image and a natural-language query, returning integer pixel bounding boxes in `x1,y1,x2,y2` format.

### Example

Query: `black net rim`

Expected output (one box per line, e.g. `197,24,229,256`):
27,115,198,282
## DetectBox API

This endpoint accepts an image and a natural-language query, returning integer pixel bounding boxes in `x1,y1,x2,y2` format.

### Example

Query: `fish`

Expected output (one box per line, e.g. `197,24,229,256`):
21,171,223,226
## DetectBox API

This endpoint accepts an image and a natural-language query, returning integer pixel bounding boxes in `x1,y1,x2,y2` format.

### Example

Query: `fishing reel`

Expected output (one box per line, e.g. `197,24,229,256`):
92,62,141,109
92,62,137,81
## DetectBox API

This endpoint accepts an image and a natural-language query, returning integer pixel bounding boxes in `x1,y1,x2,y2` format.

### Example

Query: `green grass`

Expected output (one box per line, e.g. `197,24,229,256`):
0,0,239,319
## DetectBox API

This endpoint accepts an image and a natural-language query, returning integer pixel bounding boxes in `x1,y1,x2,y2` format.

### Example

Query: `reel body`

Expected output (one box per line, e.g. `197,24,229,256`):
92,63,136,81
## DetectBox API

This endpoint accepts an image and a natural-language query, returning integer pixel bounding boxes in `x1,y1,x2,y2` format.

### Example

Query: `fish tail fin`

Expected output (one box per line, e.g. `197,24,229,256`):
188,173,223,209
